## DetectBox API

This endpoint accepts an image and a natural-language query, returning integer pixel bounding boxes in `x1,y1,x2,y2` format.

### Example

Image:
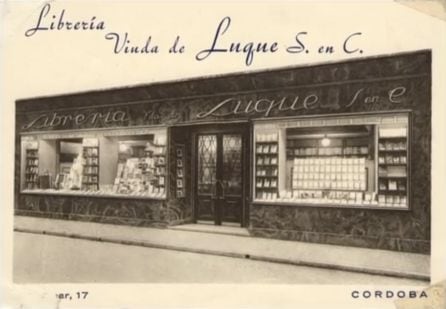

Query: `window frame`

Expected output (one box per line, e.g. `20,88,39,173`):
19,126,169,200
252,111,411,211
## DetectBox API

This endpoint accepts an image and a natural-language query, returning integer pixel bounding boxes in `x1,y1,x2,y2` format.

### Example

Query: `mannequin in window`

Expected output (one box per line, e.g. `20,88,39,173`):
69,153,85,190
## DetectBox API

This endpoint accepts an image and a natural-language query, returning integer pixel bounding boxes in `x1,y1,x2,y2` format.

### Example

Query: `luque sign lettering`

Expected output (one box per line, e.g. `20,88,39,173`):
196,86,406,118
21,85,407,131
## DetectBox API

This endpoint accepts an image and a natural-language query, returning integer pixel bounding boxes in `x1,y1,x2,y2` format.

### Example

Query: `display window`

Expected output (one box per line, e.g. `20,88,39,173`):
20,128,168,199
253,112,410,209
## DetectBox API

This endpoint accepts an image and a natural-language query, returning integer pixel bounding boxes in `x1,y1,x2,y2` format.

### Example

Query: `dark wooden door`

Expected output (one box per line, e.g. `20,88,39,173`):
195,132,244,225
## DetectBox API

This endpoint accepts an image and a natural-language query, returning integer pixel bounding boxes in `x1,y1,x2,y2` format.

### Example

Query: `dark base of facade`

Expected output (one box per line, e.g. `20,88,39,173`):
15,209,169,228
15,209,430,255
15,193,185,228
15,189,430,255
249,227,430,254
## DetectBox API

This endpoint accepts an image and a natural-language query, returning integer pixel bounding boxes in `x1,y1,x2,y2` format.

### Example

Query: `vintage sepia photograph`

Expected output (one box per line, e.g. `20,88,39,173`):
13,50,431,287
2,1,446,309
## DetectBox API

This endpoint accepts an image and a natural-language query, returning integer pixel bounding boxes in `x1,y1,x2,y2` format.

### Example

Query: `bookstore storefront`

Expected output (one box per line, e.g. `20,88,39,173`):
15,50,431,253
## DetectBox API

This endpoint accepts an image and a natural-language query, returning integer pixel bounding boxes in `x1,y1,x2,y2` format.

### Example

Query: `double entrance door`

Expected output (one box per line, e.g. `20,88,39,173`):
194,125,248,226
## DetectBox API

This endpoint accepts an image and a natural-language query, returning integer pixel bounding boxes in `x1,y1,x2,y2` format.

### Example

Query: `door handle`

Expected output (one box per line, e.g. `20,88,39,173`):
216,180,226,200
212,180,226,200
211,181,218,200
220,180,226,200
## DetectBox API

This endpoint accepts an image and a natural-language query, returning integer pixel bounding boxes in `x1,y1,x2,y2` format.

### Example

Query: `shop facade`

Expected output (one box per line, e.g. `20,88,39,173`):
15,50,431,254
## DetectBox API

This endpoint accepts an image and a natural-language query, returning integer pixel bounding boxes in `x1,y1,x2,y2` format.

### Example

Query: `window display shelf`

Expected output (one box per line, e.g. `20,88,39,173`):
378,163,407,166
288,154,368,158
251,199,410,211
290,188,370,192
255,141,278,144
21,189,167,200
378,149,407,153
378,136,407,140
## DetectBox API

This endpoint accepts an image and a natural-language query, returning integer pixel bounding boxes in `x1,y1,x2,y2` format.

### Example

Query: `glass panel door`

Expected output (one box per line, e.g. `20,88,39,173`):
221,134,243,222
196,132,244,224
197,135,217,194
196,135,218,220
222,134,242,195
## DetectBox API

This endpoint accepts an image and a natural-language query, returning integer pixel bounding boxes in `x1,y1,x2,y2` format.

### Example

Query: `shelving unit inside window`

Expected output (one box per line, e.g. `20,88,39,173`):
255,133,279,200
82,138,99,191
377,126,409,208
25,142,39,190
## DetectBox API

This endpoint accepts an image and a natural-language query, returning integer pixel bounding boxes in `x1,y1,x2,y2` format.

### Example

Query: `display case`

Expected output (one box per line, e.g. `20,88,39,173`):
20,128,168,199
253,113,410,209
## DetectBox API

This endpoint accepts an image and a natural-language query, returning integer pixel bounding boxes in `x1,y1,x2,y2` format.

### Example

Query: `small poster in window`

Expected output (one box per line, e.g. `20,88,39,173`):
388,180,397,191
176,179,183,188
256,180,263,188
177,169,183,177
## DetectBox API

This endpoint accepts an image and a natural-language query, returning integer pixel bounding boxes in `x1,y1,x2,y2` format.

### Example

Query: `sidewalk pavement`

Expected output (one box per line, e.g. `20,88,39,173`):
14,215,430,281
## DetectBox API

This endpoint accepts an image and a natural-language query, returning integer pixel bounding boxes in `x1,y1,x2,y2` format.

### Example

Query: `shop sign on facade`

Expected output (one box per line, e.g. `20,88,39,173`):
21,83,409,131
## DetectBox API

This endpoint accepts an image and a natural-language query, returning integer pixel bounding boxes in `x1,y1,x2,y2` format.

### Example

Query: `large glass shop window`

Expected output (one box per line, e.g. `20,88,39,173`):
20,128,168,199
253,113,410,209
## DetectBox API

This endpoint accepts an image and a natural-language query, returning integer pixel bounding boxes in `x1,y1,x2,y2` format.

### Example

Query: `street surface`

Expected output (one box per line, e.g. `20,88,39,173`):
14,232,426,284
